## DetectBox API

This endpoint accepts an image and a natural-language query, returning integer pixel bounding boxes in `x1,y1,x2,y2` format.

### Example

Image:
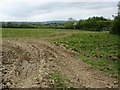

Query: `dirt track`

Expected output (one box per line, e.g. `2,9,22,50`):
2,38,118,88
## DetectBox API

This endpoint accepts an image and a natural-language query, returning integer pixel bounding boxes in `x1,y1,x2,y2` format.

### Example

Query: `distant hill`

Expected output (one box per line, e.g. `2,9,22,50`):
1,20,65,25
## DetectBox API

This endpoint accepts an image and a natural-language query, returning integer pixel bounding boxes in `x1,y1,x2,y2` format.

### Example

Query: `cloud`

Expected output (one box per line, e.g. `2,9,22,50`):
0,0,118,21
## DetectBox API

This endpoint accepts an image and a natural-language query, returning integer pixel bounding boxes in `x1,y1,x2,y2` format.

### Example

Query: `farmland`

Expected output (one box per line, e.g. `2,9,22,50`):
2,28,119,88
53,32,119,74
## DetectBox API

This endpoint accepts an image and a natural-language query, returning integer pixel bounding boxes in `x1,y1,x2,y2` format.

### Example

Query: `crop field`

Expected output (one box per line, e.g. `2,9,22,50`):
53,32,119,75
1,28,119,88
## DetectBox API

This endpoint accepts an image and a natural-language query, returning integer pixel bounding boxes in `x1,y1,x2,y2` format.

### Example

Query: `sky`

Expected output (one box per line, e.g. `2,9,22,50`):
0,0,119,21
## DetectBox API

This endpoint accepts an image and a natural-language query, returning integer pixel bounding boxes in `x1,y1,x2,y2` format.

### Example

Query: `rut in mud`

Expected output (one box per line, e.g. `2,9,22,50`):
2,38,118,88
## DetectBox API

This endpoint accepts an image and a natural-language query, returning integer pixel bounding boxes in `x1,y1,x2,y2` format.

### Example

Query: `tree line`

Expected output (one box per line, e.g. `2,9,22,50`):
2,16,119,34
2,22,64,29
2,16,112,31
64,17,111,32
2,15,120,34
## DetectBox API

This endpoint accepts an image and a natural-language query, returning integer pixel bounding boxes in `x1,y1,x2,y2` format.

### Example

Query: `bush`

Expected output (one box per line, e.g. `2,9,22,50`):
76,17,111,31
110,16,120,34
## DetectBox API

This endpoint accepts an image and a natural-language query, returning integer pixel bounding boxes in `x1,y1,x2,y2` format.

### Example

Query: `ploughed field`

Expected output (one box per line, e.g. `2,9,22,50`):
1,28,119,88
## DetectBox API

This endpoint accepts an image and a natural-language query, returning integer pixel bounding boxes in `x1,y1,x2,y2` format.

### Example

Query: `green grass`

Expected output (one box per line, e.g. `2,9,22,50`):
49,71,78,89
53,32,119,75
2,28,78,38
2,28,58,38
48,71,72,88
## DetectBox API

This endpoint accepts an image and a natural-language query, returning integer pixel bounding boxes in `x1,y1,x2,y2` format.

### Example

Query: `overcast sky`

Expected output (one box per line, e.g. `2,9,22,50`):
0,0,119,21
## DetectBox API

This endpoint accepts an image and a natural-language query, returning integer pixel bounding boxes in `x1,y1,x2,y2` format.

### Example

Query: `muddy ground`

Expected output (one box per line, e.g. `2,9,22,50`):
1,38,118,88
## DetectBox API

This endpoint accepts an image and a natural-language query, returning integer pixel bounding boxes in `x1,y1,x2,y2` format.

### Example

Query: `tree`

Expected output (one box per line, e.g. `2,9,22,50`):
7,22,13,28
76,16,110,31
64,18,76,29
110,16,120,34
110,2,120,34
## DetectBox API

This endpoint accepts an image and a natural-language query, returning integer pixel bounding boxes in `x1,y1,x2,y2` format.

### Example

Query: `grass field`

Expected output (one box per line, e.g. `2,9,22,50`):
2,28,119,75
2,28,78,38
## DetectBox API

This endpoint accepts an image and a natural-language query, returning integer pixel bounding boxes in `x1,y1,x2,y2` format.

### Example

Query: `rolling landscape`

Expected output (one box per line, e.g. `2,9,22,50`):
0,0,120,89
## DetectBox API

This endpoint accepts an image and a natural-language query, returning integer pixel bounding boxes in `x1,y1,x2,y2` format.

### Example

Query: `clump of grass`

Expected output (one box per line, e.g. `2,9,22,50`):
48,71,72,88
49,71,66,88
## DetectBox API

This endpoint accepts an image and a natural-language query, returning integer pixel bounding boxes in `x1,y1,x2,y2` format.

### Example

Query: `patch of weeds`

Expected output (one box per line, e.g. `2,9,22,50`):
49,71,66,88
49,71,72,88
79,54,118,75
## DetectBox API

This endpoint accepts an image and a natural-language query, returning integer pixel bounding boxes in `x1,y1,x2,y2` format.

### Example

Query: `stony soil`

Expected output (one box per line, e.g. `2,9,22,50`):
1,38,118,88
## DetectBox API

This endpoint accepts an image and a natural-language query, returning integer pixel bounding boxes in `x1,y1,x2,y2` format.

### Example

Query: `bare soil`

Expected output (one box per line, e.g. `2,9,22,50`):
2,38,118,88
